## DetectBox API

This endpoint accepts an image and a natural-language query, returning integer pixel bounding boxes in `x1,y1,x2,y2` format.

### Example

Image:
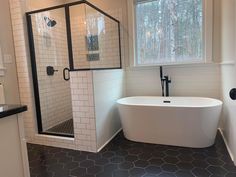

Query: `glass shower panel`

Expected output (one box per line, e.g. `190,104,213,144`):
30,8,74,136
69,4,88,69
69,4,121,69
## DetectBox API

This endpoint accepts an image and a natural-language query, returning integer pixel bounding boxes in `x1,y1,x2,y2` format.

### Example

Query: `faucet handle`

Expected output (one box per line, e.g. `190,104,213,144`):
165,75,171,83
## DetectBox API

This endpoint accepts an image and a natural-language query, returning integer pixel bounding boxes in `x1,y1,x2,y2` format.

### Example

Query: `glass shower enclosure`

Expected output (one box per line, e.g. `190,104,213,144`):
26,1,121,137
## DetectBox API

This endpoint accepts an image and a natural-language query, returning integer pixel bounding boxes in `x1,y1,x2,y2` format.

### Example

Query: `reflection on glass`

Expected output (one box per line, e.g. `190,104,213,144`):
70,4,120,69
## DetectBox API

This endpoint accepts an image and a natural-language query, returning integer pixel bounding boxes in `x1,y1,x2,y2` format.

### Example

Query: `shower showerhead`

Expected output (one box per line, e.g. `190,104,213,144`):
44,17,57,27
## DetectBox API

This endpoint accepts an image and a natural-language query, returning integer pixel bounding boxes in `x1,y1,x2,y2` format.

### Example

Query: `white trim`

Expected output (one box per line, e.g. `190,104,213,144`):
125,60,235,70
35,134,75,141
219,61,235,65
97,128,122,152
204,0,213,63
125,62,220,71
218,128,235,163
128,0,136,67
127,0,213,67
17,114,30,177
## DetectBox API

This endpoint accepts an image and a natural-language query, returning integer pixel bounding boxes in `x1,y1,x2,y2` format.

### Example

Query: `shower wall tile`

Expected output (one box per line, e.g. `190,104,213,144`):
70,71,97,152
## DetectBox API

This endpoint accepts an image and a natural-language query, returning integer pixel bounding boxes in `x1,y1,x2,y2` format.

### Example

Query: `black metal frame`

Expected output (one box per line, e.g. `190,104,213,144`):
26,0,122,138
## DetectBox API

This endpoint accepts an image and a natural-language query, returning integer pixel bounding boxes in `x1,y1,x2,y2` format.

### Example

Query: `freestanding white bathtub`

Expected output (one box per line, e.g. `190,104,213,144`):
117,97,223,148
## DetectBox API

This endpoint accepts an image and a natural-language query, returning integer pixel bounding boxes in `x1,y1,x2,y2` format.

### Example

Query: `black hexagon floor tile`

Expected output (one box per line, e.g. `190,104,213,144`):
175,170,195,177
130,167,146,177
27,131,236,177
134,160,149,168
119,162,134,170
145,165,162,174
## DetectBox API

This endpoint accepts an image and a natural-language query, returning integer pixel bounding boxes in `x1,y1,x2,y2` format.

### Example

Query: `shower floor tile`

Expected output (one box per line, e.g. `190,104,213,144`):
27,131,236,177
46,119,74,136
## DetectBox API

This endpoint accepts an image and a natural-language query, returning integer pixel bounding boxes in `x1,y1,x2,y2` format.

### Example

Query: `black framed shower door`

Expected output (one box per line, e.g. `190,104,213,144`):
26,0,122,137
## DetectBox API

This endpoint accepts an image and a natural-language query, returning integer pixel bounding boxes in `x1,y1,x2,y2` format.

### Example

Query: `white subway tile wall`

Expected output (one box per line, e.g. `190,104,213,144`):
70,71,97,152
31,10,73,131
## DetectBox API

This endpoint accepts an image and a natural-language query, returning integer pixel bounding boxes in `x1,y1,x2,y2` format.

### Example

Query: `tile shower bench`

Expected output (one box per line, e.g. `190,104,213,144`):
0,105,30,177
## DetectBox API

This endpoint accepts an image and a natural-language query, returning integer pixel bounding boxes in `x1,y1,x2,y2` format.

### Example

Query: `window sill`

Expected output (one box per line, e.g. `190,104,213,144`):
219,61,235,66
128,61,221,70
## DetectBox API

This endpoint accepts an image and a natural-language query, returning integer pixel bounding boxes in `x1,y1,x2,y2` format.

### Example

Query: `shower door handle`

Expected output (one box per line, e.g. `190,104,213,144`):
63,68,70,81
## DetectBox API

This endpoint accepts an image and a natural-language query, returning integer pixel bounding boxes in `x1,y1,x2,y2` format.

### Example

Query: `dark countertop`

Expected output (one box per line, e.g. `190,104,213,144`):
0,105,27,119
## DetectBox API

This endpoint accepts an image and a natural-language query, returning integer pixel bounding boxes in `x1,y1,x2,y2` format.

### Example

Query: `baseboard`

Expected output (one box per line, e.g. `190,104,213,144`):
97,128,122,152
218,128,235,163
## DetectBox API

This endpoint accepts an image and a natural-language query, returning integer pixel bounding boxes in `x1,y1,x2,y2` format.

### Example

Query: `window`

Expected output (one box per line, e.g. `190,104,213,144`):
130,0,212,66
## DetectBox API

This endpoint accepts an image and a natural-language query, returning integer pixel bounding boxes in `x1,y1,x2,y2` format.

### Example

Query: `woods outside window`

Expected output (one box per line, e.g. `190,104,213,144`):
128,0,213,66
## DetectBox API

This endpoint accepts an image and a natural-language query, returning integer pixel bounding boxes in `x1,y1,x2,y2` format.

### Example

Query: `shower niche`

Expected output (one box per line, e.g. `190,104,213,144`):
26,1,121,137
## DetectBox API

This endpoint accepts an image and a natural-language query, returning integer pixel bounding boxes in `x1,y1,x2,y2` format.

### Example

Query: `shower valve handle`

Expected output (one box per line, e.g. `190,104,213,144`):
46,66,58,76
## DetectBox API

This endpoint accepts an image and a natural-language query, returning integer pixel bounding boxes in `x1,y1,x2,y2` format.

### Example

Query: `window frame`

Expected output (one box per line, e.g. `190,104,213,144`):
127,0,213,67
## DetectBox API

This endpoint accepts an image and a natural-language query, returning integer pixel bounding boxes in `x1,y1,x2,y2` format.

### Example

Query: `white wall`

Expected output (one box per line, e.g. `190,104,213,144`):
126,65,220,98
0,0,20,104
93,69,125,150
219,0,236,165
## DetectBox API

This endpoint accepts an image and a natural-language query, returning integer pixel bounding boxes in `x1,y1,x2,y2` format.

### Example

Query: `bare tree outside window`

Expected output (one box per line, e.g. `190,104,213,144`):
135,0,203,65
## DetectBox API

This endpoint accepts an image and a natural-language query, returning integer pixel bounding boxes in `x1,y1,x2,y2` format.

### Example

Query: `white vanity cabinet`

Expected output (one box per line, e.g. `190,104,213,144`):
0,106,29,177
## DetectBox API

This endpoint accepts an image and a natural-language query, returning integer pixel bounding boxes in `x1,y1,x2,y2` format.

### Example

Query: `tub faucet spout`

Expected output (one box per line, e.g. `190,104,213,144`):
160,66,171,97
164,75,171,97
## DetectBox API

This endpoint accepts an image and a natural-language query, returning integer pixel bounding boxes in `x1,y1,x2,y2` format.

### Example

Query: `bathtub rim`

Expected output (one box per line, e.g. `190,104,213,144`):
117,96,223,108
